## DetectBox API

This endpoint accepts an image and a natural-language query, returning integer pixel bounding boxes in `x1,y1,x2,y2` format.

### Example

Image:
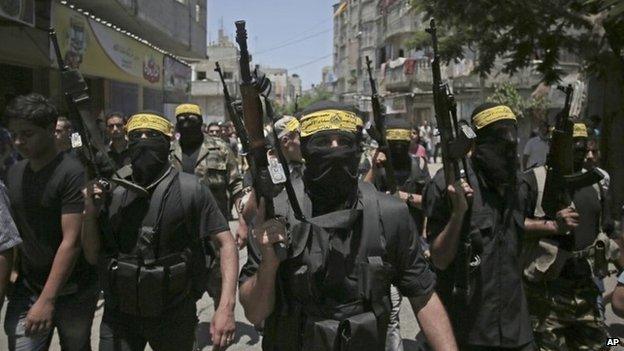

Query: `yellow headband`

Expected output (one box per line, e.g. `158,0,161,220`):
175,103,201,117
126,113,174,137
573,123,588,138
300,109,363,137
472,105,516,130
386,128,411,141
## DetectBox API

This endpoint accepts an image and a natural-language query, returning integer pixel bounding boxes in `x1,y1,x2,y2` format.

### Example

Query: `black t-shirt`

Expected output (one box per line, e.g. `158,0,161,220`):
373,156,430,233
105,171,229,256
7,153,93,293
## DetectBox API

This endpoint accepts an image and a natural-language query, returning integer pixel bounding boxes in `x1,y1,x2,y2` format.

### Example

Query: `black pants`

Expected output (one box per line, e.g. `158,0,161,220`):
99,298,198,351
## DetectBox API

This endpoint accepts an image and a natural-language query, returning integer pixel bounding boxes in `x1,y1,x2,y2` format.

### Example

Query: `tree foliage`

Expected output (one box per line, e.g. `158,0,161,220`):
487,83,548,119
409,0,624,83
273,86,334,116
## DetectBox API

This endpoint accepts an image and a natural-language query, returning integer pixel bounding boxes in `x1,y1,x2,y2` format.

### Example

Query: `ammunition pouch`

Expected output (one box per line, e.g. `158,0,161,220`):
302,310,380,351
103,249,192,317
265,258,391,351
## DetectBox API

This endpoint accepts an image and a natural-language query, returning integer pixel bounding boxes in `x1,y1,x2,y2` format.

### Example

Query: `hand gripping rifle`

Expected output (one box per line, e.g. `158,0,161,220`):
236,21,304,261
365,56,397,194
542,85,603,219
215,61,249,156
50,29,146,196
426,19,476,304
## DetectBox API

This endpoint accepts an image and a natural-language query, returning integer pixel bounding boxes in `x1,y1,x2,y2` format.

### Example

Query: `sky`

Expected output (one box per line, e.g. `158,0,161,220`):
207,0,337,89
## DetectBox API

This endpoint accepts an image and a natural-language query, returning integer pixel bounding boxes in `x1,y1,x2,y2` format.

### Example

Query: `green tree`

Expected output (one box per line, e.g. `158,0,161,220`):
297,86,334,112
487,83,547,119
409,0,624,214
409,0,623,82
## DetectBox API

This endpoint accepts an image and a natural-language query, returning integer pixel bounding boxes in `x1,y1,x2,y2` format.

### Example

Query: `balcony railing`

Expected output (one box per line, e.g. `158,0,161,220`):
381,58,433,92
385,6,419,39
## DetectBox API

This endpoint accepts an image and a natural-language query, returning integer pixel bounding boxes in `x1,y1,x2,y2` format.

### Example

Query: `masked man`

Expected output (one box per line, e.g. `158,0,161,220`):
423,102,580,350
364,119,431,351
522,123,616,350
81,112,238,351
171,103,244,308
171,104,244,218
239,101,457,351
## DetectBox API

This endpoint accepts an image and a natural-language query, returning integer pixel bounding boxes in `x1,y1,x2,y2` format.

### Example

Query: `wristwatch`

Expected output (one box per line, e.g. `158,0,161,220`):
406,193,414,206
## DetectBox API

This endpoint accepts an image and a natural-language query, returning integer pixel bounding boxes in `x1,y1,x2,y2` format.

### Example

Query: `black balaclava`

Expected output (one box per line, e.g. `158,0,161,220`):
129,135,171,186
302,130,361,214
388,140,411,171
176,114,204,150
471,103,519,188
300,101,363,214
573,138,588,172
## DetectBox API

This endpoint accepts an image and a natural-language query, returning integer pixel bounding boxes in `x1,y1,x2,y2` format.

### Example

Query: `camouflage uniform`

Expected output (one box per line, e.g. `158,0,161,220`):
171,136,243,305
523,166,614,351
525,275,611,351
171,136,243,217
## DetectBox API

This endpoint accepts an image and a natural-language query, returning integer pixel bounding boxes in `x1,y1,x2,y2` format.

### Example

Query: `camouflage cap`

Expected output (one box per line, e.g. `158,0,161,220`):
274,115,300,138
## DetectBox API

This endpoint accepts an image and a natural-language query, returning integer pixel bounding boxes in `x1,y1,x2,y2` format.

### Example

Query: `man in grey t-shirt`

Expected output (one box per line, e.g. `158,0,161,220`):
523,123,550,170
0,180,22,310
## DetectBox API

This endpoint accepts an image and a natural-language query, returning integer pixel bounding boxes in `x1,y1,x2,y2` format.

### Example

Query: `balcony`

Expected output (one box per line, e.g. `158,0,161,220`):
385,6,419,40
381,58,433,92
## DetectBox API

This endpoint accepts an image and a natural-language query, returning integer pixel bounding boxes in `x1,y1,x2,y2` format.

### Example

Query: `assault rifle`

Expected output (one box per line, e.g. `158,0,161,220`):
215,61,249,156
365,56,397,194
236,21,304,260
426,19,476,304
49,29,143,195
50,29,102,181
542,85,603,218
294,94,299,114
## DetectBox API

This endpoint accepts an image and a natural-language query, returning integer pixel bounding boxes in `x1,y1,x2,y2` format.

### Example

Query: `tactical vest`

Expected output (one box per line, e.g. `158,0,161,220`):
101,168,204,317
264,181,400,351
522,166,619,282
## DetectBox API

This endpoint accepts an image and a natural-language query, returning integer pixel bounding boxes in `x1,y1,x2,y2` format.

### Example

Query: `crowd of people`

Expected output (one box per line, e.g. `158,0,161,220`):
0,92,622,351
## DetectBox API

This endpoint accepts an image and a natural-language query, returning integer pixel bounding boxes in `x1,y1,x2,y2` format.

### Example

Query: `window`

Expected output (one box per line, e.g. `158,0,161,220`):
223,71,233,80
196,71,207,80
195,4,200,22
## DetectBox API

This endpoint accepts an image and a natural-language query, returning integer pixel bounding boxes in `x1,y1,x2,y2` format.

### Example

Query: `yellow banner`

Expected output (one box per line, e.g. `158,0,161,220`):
300,109,363,137
54,3,163,88
472,105,516,129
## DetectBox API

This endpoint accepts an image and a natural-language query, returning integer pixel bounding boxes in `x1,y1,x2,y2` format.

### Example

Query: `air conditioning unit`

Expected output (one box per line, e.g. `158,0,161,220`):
0,0,35,27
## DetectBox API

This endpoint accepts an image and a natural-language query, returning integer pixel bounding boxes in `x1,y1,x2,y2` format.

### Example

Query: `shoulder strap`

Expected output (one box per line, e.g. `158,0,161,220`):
134,168,178,261
358,182,387,258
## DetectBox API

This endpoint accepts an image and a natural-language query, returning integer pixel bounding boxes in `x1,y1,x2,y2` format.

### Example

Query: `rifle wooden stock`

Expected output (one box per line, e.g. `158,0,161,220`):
236,21,287,259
